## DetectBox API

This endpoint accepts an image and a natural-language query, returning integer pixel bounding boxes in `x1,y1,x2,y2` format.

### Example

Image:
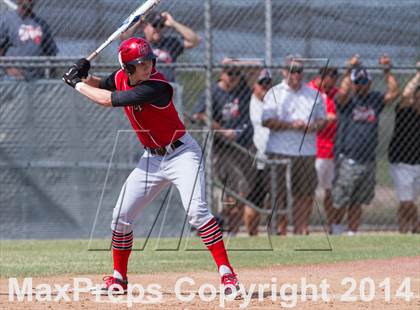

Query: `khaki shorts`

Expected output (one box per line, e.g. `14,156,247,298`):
268,154,318,203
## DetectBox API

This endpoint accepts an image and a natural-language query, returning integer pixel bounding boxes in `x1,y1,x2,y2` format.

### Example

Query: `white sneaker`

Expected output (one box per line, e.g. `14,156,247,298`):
346,230,357,236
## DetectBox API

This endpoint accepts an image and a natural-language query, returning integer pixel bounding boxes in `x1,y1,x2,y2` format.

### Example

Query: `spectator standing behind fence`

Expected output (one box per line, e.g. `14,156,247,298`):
192,59,253,235
307,67,341,234
120,11,200,82
388,63,420,234
262,56,326,235
245,68,273,236
332,55,400,235
0,0,58,80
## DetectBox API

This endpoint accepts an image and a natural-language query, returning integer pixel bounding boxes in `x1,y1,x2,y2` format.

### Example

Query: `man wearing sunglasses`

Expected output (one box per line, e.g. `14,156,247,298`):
121,11,201,82
332,55,400,235
262,55,327,235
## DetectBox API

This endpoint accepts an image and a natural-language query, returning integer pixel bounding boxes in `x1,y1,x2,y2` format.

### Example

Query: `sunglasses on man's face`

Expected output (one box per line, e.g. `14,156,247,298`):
226,70,241,77
288,67,304,74
258,78,272,86
152,22,165,29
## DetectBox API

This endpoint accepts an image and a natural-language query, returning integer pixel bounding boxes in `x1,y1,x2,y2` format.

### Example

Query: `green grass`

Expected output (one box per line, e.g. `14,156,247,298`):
1,235,419,277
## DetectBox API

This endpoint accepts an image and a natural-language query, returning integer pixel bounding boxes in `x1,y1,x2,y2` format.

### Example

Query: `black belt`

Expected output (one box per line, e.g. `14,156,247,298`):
148,139,184,156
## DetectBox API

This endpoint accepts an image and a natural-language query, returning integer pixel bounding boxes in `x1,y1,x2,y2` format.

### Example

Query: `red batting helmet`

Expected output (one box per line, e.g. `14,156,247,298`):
118,37,156,73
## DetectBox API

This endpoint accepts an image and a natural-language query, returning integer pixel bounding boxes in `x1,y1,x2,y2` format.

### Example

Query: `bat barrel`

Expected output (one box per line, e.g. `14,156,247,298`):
3,0,18,10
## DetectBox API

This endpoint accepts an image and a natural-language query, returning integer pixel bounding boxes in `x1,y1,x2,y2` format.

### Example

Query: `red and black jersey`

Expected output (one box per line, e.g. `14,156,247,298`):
100,68,186,148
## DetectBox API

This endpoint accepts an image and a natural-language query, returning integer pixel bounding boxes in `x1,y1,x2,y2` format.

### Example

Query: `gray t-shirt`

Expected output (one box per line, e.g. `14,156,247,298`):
0,11,58,79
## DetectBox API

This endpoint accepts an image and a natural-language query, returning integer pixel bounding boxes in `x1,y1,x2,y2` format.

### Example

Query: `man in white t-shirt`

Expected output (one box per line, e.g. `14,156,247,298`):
245,68,272,235
262,56,326,235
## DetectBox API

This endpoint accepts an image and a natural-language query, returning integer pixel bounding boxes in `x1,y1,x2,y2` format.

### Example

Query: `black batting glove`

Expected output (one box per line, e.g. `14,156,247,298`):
62,66,82,88
74,58,91,79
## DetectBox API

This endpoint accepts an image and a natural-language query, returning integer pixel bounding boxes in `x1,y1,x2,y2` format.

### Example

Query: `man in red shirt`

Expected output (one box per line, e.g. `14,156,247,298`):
62,37,238,295
307,67,340,234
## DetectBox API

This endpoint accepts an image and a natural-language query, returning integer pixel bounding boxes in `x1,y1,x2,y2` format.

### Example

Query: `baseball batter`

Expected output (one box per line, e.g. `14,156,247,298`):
62,37,238,294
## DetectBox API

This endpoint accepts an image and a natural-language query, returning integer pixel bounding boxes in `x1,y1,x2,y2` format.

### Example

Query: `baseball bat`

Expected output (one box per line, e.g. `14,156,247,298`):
86,0,162,61
2,0,17,10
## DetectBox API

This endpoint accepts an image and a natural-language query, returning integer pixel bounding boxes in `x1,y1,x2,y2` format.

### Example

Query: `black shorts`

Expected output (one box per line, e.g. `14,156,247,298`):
246,168,271,207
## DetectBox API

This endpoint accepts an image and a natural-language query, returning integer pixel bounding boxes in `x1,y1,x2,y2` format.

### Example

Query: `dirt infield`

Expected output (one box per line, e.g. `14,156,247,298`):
1,256,419,309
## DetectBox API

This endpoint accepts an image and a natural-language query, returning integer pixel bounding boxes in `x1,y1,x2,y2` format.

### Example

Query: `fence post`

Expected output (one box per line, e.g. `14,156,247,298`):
269,162,277,235
265,0,272,66
204,0,214,212
303,0,313,58
285,161,293,226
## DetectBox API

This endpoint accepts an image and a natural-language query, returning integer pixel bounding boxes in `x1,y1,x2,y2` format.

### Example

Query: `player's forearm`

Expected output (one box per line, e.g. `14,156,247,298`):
83,75,102,88
172,21,200,48
75,83,113,107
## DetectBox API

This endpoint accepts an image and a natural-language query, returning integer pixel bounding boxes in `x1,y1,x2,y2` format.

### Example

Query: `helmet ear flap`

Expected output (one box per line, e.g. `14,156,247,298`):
119,51,136,75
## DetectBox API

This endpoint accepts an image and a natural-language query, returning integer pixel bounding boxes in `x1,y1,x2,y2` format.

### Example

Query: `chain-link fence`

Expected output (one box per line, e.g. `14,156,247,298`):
1,0,419,239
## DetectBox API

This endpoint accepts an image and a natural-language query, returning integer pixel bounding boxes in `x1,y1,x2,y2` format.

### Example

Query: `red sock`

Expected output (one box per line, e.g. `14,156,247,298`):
198,218,233,272
111,230,133,280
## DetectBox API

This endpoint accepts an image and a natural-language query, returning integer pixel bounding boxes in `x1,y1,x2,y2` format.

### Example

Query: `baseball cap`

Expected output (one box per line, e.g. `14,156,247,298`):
351,67,371,85
257,68,272,84
145,12,165,28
